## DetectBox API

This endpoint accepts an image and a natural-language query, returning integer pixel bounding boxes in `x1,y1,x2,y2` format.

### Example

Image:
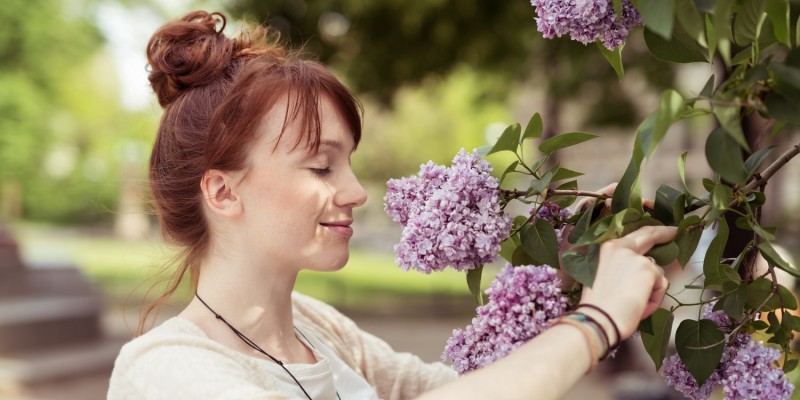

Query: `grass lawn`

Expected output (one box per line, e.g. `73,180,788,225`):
12,223,493,313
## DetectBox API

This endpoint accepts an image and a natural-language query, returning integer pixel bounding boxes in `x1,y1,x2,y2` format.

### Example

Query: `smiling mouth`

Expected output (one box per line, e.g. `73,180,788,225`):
320,222,354,237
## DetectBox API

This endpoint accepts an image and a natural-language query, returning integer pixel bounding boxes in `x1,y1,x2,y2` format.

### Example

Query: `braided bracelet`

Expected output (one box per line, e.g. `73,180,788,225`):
554,314,605,372
566,312,611,359
575,303,621,354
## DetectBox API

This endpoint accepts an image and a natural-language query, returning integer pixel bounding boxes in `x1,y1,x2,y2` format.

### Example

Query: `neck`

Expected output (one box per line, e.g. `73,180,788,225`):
183,246,308,362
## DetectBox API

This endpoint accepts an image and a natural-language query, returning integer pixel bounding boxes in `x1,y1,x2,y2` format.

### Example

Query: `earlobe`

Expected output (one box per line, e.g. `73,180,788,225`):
201,169,242,217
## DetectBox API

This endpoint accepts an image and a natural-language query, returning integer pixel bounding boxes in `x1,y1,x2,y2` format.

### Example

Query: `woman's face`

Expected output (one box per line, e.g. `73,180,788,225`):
235,95,367,273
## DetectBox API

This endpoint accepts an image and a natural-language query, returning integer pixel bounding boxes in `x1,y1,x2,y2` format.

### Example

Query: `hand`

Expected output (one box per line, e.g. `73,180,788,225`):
579,225,677,342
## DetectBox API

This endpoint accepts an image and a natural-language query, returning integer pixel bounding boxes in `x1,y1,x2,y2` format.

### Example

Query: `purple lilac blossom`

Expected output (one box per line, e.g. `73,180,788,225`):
384,149,511,273
531,202,572,242
529,0,643,50
660,303,794,399
442,264,569,374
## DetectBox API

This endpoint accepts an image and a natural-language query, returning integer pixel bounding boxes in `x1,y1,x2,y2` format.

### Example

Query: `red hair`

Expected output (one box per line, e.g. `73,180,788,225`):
139,11,362,334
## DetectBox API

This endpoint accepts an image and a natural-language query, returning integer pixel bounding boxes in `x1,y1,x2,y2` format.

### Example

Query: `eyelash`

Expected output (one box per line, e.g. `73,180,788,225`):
310,167,332,177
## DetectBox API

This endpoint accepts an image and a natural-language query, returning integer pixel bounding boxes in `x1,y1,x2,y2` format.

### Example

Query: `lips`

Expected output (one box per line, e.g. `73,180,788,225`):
320,220,354,237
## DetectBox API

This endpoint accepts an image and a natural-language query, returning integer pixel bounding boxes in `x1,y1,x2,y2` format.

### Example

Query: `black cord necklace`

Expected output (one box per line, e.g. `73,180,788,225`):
195,293,341,400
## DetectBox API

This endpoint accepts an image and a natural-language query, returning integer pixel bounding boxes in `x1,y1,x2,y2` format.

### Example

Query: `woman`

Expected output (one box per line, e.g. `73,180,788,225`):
108,10,675,400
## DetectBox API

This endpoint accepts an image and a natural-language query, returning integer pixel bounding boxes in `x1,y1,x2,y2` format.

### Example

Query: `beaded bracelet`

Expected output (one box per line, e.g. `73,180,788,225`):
574,303,621,354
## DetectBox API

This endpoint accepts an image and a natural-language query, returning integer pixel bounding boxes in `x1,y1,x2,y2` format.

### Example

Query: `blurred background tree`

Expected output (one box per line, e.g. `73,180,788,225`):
0,0,156,224
228,0,676,180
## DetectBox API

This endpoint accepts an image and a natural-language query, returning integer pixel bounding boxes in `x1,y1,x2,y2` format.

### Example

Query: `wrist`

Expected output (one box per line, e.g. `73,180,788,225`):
574,303,621,352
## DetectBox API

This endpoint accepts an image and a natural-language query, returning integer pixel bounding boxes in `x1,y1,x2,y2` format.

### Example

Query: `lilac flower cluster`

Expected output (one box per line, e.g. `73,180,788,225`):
661,304,794,399
531,202,572,241
442,264,568,374
530,0,643,50
384,149,511,273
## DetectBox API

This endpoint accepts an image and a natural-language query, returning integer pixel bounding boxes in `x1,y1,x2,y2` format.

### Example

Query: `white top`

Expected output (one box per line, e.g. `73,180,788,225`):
263,328,380,400
108,292,457,400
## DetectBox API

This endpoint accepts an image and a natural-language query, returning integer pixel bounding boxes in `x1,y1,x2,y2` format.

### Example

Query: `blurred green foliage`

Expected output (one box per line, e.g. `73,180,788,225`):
0,0,154,224
353,67,510,181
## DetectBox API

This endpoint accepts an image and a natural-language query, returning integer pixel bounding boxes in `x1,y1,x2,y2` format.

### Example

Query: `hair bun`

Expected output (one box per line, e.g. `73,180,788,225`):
146,11,236,107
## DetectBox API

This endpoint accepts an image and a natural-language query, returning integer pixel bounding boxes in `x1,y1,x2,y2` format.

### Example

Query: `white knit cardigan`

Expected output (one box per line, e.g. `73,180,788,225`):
108,292,457,399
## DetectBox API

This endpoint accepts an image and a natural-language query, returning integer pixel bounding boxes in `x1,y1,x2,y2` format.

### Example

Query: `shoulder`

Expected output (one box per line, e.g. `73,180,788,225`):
108,317,279,399
291,292,361,345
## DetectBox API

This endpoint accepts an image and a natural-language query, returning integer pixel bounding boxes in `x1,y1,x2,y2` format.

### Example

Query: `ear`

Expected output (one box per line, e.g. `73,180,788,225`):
200,169,243,218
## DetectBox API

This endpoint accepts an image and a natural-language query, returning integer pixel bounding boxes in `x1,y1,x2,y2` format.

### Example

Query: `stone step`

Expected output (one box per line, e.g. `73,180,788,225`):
0,336,124,389
0,295,103,352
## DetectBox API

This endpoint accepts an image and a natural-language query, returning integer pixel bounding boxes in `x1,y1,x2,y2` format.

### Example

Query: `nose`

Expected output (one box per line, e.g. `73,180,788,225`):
335,167,368,208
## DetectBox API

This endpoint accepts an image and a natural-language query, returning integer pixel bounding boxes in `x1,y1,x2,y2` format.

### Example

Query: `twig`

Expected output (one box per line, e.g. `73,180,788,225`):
740,142,800,193
502,189,610,200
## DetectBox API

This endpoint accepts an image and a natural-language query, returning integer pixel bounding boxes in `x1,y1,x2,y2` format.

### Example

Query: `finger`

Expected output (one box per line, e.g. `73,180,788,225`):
642,198,655,211
597,182,618,196
643,274,668,319
613,226,678,254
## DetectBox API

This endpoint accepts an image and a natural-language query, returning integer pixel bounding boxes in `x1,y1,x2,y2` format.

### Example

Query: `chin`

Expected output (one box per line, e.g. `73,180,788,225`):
312,251,350,272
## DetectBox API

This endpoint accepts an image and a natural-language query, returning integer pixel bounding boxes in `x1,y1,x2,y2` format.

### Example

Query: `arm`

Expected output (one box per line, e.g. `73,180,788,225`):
416,225,676,400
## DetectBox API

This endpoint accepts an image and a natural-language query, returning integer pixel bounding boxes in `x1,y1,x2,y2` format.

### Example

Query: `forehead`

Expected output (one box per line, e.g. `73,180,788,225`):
256,95,356,155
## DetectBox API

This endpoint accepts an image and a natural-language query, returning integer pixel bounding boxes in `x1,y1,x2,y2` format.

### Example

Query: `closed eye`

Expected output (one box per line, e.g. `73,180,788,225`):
310,167,332,177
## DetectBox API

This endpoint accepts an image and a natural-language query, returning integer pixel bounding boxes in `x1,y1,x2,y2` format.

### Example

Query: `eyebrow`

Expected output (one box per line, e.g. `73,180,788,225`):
320,140,343,150
319,139,355,154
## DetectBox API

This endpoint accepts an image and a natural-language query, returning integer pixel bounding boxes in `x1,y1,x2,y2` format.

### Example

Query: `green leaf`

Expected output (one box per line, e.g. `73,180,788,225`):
759,242,800,277
766,0,791,47
703,219,728,285
678,152,691,194
749,221,776,241
711,184,734,215
706,14,718,60
730,45,753,66
723,285,747,321
638,0,675,39
675,319,725,386
771,62,800,105
644,27,708,63
522,113,543,141
551,167,583,182
751,320,770,331
563,244,600,286
674,0,705,41
695,0,714,13
705,126,748,186
645,241,679,266
499,161,520,184
712,104,749,151
744,146,773,179
714,0,735,65
596,41,624,80
764,92,800,124
538,132,599,155
498,238,516,263
784,359,799,373
467,266,484,306
520,219,561,269
639,308,674,370
744,278,797,311
796,14,800,49
654,184,684,225
676,215,703,267
568,206,597,244
733,0,766,45
646,90,686,155
699,75,715,98
488,123,521,155
511,245,536,267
